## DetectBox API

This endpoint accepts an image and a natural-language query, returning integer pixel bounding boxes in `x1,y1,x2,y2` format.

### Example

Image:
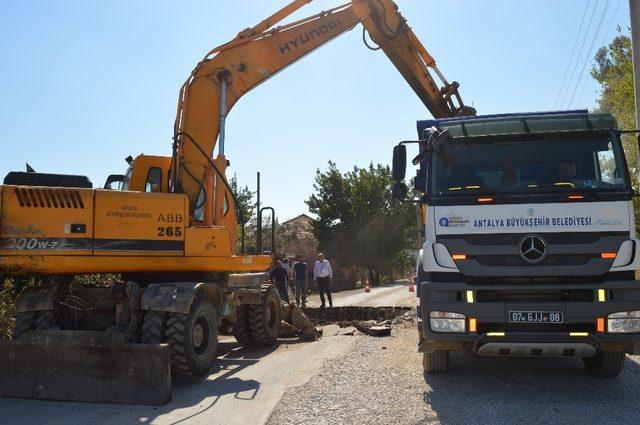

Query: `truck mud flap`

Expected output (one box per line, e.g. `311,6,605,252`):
0,330,171,405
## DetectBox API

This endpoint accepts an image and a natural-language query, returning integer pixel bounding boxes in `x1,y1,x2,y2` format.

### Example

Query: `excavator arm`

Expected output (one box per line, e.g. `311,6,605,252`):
172,0,475,215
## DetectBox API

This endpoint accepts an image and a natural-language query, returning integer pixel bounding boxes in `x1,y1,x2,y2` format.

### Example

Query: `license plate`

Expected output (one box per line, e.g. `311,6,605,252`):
509,311,563,324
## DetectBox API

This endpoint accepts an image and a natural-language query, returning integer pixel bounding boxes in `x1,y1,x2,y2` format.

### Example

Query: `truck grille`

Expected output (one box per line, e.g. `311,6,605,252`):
14,187,85,209
475,254,593,267
437,232,628,277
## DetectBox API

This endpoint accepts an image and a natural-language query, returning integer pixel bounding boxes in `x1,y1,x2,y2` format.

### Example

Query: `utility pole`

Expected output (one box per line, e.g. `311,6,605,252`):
256,171,261,254
630,0,640,177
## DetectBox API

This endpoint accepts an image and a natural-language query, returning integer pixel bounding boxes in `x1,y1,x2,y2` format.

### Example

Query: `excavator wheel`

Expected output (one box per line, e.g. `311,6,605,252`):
248,286,281,347
141,311,167,344
12,311,37,339
233,304,254,347
166,292,219,379
34,310,60,331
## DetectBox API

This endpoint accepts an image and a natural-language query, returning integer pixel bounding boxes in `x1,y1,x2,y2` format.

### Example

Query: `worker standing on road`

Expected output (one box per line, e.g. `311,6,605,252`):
293,255,309,307
314,253,333,308
270,260,290,303
282,257,293,296
282,257,292,278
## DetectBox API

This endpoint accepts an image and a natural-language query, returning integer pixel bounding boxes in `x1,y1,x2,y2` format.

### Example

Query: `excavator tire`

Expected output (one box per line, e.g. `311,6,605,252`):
12,312,37,339
248,286,281,347
166,292,218,379
34,310,59,331
233,304,254,347
141,311,167,344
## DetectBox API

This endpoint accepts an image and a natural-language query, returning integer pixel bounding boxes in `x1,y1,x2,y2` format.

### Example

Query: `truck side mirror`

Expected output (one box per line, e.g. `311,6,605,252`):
413,129,449,165
391,181,408,200
392,145,406,181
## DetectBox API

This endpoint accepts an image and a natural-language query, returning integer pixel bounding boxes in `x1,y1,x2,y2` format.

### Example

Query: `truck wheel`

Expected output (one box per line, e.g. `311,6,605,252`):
248,286,281,347
233,304,254,347
12,311,37,339
423,350,449,374
34,310,60,331
166,293,219,379
583,351,626,377
141,311,166,344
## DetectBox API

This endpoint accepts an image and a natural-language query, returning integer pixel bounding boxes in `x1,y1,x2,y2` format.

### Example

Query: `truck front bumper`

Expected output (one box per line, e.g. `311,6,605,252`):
418,279,640,356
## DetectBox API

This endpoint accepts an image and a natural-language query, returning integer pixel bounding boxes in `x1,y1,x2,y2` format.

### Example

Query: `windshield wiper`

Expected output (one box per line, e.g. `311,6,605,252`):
445,188,512,203
526,183,604,200
476,189,513,203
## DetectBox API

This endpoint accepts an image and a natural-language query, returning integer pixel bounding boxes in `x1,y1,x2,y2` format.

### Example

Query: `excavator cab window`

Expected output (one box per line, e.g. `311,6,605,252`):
145,167,162,192
194,188,205,222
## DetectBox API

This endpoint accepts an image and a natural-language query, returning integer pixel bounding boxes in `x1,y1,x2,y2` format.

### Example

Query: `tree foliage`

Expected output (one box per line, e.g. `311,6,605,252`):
592,29,637,170
306,161,416,283
591,29,640,230
230,174,257,253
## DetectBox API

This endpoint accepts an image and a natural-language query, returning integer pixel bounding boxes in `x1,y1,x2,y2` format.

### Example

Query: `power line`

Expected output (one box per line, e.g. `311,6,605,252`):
555,0,591,108
566,0,612,108
574,0,623,107
560,0,600,108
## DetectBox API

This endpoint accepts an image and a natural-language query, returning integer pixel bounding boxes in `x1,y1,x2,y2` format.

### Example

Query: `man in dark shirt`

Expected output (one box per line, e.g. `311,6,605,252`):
293,255,309,307
270,260,290,303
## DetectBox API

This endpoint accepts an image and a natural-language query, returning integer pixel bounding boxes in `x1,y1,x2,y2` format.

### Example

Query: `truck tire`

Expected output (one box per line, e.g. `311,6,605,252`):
34,310,60,331
166,293,219,379
248,286,280,347
12,311,37,339
423,350,449,374
233,304,254,347
141,311,166,344
583,351,626,377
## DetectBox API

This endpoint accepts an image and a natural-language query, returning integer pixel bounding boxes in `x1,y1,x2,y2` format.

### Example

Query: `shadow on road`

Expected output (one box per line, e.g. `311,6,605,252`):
137,340,280,425
422,352,640,424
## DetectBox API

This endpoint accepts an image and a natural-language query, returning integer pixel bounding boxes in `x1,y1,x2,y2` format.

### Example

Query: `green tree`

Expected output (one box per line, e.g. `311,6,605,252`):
591,29,637,170
591,29,640,231
230,174,256,253
307,161,416,284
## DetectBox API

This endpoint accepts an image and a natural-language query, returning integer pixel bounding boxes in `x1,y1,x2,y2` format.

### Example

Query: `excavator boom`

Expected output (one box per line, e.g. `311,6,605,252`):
172,0,475,212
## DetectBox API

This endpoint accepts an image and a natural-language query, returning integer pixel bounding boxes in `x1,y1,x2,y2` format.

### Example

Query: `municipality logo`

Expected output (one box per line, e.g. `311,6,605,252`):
439,217,449,227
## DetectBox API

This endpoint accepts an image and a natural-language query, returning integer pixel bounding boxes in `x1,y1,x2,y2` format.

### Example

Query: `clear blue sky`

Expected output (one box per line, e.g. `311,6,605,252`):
0,0,630,220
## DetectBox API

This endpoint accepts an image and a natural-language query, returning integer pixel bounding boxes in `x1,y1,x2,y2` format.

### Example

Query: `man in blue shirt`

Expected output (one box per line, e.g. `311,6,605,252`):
270,260,290,303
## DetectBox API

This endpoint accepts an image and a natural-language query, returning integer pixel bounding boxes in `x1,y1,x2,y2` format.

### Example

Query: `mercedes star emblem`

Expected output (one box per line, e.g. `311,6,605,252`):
519,235,547,264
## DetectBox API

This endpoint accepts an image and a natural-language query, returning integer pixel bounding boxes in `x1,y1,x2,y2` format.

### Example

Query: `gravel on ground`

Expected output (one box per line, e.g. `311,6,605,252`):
268,314,640,425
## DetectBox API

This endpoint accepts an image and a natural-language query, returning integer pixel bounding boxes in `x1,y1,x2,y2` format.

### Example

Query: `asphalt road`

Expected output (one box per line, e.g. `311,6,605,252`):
0,282,413,425
306,280,418,308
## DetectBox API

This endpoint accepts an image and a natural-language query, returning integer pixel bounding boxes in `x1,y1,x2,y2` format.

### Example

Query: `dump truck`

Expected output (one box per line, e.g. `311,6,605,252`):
0,0,473,404
392,110,640,377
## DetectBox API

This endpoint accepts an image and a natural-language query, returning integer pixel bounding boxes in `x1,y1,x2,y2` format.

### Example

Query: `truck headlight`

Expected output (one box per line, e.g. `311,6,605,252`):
429,311,466,333
607,311,640,333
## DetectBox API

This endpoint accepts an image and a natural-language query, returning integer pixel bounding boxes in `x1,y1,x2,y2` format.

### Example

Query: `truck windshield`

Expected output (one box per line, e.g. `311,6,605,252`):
429,132,630,199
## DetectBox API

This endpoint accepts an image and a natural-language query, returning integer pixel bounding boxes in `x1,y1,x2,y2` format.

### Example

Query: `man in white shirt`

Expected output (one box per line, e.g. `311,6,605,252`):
313,253,333,308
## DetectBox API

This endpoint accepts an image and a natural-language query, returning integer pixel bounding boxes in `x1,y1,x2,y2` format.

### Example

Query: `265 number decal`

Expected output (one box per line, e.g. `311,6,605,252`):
157,226,182,237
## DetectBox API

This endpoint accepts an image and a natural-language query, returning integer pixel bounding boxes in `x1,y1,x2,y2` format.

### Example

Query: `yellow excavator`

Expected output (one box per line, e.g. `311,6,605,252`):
0,0,474,405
